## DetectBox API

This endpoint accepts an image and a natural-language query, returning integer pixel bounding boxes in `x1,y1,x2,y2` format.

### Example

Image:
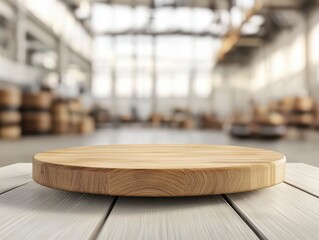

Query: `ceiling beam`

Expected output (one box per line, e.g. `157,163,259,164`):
91,0,215,9
217,3,263,62
95,29,223,37
237,37,263,47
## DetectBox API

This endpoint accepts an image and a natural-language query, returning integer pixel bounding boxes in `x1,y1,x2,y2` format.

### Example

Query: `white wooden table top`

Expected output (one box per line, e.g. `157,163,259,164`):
0,163,318,240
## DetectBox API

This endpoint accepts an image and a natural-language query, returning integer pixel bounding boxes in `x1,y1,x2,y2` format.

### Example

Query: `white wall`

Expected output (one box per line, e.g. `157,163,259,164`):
250,11,308,104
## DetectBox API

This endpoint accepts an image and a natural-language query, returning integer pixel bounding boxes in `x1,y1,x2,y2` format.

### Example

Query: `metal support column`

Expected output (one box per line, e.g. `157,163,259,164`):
15,1,27,63
131,1,138,119
57,40,69,84
188,1,196,111
304,12,312,97
111,36,117,118
151,35,157,113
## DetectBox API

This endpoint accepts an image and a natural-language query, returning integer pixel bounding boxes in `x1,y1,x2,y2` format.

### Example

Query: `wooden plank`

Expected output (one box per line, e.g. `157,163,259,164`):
285,163,319,197
98,196,258,240
0,163,32,194
33,144,285,196
225,183,319,239
0,182,115,239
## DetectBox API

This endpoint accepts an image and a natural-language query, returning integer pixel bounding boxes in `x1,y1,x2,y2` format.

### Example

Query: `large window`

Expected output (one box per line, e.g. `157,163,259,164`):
92,68,112,98
91,5,223,100
194,72,212,98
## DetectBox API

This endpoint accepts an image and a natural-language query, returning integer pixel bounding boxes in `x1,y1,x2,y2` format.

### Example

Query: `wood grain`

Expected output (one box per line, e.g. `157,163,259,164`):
285,163,319,197
98,196,258,240
0,111,21,125
0,182,114,239
0,88,21,108
0,125,21,139
22,92,52,109
1,163,319,239
33,145,286,196
225,183,319,239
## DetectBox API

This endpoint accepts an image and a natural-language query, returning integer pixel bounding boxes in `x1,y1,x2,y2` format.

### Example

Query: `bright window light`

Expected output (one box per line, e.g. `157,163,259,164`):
152,8,174,32
92,4,113,32
195,37,214,62
92,4,132,32
156,73,171,98
235,0,255,9
116,72,133,98
134,7,150,29
116,36,133,57
172,73,189,98
113,6,132,31
92,70,112,98
219,9,230,26
175,7,192,31
194,72,212,98
136,70,153,98
251,60,266,91
137,35,152,57
271,49,286,81
289,35,305,74
193,8,214,33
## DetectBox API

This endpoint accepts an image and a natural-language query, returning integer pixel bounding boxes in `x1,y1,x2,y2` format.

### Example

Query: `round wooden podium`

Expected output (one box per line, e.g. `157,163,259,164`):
33,145,286,197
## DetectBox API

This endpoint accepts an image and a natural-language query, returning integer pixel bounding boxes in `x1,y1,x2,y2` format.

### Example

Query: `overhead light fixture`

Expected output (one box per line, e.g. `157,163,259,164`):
249,15,265,26
241,22,260,35
230,7,244,28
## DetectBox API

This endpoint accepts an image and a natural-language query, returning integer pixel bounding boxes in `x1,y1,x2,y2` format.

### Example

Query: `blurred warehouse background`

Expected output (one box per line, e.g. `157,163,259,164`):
1,0,319,167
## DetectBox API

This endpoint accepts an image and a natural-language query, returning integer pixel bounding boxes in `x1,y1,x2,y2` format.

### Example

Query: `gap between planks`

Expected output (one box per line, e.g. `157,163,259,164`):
0,181,31,196
284,182,318,199
222,194,266,240
91,197,119,240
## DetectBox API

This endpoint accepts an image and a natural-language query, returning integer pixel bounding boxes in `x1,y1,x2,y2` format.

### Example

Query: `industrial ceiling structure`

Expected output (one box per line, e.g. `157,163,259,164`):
63,0,318,65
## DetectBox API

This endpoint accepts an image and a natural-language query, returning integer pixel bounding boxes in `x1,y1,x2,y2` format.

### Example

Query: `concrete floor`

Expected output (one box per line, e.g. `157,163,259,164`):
0,126,319,167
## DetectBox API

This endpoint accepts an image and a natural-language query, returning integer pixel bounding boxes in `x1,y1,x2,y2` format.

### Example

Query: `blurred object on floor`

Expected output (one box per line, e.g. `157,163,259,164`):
200,113,223,129
230,116,252,138
79,116,95,134
92,105,111,128
231,103,286,139
0,86,21,139
51,100,70,134
22,91,52,134
172,108,195,129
